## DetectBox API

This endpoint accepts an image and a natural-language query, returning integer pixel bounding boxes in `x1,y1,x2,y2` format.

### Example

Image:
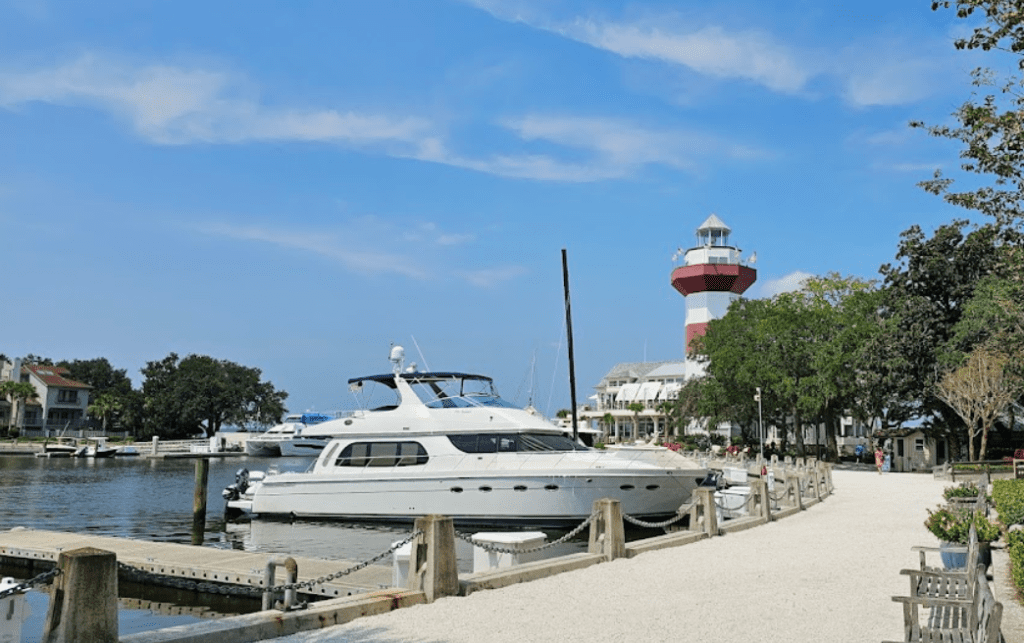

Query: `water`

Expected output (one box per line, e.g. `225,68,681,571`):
0,454,594,641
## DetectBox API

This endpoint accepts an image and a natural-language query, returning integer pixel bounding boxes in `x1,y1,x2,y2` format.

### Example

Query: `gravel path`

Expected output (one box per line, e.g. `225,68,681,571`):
267,469,952,643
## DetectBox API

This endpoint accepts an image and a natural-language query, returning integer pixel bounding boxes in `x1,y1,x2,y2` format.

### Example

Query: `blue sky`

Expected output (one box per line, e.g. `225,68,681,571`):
0,0,992,418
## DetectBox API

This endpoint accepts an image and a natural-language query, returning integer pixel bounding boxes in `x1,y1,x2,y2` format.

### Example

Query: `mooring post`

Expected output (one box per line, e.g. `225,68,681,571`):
408,515,459,603
192,457,210,546
41,547,117,643
262,556,298,611
695,487,719,537
587,498,625,562
750,478,771,521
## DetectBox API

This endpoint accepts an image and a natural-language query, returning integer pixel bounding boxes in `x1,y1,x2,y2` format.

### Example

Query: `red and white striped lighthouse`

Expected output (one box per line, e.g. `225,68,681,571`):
670,214,756,366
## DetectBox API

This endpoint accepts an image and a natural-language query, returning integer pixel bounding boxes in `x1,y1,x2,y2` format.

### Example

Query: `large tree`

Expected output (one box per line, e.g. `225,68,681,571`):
141,353,288,438
59,357,135,431
919,1,1024,228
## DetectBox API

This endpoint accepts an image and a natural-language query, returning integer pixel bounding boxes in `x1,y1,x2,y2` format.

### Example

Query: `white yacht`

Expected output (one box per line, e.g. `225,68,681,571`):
224,347,707,525
244,413,333,457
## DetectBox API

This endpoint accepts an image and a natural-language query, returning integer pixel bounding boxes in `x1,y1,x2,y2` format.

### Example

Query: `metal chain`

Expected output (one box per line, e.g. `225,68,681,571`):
622,499,697,529
117,531,422,597
0,567,62,600
455,512,597,555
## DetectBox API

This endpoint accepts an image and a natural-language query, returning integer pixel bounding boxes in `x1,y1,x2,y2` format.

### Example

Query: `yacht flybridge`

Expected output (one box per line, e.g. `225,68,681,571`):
224,346,707,525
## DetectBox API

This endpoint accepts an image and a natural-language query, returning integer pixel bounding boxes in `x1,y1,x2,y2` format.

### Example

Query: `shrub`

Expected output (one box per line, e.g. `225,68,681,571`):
1009,530,1024,595
992,479,1024,527
943,482,982,500
924,507,1001,544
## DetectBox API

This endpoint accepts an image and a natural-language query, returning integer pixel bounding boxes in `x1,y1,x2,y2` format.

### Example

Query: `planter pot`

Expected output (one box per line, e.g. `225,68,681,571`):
938,542,992,570
939,542,968,570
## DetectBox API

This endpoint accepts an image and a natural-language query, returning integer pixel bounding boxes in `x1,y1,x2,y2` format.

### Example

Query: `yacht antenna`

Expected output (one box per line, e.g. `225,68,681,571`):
561,248,579,442
410,335,431,372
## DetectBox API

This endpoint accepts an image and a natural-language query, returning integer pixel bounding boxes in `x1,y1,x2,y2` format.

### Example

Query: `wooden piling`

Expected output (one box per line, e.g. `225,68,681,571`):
41,547,117,643
192,457,209,546
587,498,626,562
408,515,459,603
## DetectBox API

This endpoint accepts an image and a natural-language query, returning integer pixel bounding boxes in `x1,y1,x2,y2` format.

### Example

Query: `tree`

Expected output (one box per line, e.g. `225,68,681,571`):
917,1,1024,229
141,353,288,438
59,357,135,431
627,402,644,441
935,346,1022,460
601,412,614,441
0,381,38,435
87,393,122,433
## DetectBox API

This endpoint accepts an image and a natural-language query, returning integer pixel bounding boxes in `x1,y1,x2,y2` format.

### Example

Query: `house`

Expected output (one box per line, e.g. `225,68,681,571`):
0,359,92,435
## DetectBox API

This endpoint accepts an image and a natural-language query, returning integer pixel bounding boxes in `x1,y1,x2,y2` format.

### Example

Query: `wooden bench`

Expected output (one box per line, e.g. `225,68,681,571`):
885,565,1002,643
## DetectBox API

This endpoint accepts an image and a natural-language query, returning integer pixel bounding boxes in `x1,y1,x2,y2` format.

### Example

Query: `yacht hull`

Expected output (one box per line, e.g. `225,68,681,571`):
244,468,703,525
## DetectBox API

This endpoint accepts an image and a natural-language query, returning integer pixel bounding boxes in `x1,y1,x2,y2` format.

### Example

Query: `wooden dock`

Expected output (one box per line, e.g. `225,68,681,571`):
0,528,394,599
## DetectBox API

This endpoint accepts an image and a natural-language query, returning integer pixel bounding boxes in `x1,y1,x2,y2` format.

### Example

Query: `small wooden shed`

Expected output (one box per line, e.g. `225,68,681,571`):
873,427,950,472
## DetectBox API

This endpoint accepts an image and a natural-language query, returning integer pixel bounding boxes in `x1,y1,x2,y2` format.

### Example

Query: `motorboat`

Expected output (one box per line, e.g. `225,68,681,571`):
244,413,332,457
78,437,118,458
224,346,707,526
36,438,79,458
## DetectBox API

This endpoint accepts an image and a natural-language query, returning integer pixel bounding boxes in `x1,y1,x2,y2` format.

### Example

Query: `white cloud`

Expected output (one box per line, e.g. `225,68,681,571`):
0,54,432,147
0,53,764,183
194,218,521,286
563,20,812,93
755,270,815,298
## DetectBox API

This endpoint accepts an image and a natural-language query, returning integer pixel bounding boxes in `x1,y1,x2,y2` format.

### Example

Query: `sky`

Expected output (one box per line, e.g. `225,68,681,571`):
0,0,1000,419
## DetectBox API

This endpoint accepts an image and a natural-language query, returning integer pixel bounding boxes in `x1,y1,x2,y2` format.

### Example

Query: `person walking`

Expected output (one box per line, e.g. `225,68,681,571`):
874,445,885,474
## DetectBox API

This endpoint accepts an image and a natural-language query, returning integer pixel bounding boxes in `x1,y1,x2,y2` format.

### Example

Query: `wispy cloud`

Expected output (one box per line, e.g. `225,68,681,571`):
0,54,432,147
194,218,523,286
0,53,757,183
467,1,951,106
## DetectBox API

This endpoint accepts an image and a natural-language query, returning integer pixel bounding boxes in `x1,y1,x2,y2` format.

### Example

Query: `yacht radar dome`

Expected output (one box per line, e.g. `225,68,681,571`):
389,345,405,373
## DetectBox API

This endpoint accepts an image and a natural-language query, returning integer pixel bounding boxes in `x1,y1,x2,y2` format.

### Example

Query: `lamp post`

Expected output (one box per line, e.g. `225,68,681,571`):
755,387,764,460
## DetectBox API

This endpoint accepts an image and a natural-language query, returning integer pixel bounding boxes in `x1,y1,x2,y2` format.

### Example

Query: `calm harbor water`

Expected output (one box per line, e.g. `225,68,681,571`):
0,453,594,641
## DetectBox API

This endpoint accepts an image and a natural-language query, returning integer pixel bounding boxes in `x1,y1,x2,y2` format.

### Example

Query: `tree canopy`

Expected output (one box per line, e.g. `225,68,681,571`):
141,353,288,438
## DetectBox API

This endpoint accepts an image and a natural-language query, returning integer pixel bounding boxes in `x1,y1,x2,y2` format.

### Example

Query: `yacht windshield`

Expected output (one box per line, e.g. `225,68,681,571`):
408,375,517,409
447,432,587,453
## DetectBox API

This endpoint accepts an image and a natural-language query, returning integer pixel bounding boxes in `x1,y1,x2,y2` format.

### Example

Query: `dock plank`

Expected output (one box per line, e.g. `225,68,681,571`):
0,528,395,598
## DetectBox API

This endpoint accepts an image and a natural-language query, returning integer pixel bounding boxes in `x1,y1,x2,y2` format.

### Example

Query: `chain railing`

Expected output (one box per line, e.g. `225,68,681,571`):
117,531,422,600
0,567,62,600
454,512,597,555
623,499,698,529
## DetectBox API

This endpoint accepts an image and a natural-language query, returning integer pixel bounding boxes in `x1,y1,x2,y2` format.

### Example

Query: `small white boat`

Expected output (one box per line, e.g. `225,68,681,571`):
225,346,707,525
78,437,118,458
244,413,333,457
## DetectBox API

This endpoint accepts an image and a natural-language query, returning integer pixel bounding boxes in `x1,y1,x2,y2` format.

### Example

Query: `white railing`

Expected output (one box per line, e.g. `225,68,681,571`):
149,438,215,454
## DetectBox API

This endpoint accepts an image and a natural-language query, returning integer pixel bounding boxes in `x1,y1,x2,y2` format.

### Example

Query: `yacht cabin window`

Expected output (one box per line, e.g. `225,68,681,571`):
447,432,586,453
334,441,428,467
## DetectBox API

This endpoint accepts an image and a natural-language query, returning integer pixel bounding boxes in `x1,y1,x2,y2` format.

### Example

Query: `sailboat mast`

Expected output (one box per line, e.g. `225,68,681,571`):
561,248,579,441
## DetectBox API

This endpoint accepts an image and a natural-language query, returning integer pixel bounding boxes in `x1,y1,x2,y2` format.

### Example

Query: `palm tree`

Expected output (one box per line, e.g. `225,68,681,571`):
601,412,614,442
627,402,645,442
88,393,123,433
1,381,38,436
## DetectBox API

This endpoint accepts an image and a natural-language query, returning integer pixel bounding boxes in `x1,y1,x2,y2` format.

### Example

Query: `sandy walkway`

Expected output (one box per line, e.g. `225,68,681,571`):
267,469,951,643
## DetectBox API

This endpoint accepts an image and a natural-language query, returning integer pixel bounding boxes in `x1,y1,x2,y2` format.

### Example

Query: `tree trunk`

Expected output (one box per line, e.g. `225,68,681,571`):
825,413,839,463
792,407,805,456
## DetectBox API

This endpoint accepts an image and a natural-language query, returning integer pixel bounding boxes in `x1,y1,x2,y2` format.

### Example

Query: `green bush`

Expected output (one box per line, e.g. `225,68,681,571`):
1009,530,1024,596
924,507,1001,544
943,482,982,500
992,479,1024,526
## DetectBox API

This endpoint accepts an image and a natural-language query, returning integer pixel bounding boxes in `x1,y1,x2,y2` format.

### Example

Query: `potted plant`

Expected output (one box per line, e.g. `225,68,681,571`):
924,506,1000,568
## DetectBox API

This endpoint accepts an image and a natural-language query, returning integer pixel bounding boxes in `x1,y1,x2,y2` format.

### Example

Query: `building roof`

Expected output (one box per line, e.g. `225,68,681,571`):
23,365,92,389
597,361,687,384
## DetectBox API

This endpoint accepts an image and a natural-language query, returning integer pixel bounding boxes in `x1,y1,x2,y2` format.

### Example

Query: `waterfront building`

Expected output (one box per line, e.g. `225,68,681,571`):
0,358,91,435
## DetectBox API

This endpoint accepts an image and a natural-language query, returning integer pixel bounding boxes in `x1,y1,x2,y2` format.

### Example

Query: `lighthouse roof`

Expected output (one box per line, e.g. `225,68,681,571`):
697,213,730,232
